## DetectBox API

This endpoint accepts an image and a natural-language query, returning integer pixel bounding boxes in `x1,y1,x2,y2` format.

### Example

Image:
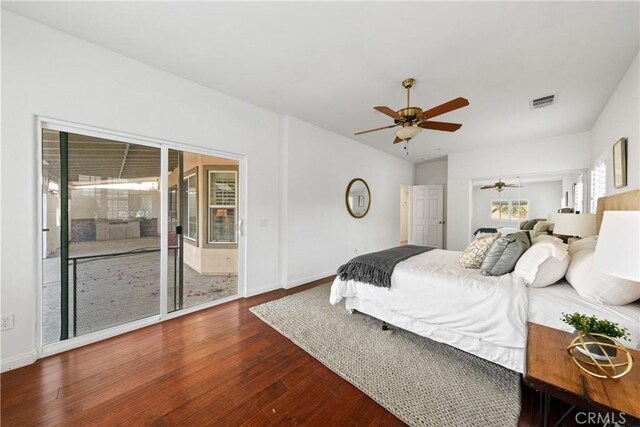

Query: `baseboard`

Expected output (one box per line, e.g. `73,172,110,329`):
245,283,281,298
1,350,37,373
286,271,336,289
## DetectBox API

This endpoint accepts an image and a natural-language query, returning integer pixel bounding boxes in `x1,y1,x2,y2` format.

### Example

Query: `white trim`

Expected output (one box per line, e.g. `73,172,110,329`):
36,117,45,356
35,116,248,358
160,145,169,318
1,350,38,373
40,315,160,358
238,156,248,297
286,271,336,289
165,293,241,320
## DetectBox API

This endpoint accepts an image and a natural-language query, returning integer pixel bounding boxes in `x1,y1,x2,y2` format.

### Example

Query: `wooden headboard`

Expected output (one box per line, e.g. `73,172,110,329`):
596,189,640,233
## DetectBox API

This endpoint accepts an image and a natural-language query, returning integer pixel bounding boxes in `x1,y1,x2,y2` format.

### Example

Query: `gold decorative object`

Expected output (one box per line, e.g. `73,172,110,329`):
567,331,633,379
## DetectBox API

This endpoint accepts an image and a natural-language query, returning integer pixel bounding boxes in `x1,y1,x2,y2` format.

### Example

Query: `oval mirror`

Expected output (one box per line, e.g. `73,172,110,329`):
345,178,371,218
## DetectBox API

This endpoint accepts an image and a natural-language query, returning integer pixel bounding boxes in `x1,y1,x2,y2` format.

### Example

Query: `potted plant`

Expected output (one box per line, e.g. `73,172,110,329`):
561,312,630,360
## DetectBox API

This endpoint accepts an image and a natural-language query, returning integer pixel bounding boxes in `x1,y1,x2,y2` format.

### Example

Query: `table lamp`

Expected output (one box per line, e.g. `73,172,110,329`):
552,213,596,239
594,211,640,282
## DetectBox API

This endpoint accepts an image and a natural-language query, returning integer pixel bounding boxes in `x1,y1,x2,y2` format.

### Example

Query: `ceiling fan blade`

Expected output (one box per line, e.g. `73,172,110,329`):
419,97,469,120
480,185,496,189
393,136,402,144
418,121,462,132
374,106,404,121
504,184,523,188
354,124,397,135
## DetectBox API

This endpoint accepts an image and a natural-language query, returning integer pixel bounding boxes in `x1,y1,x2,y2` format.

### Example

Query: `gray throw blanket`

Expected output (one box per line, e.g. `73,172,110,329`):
337,245,434,289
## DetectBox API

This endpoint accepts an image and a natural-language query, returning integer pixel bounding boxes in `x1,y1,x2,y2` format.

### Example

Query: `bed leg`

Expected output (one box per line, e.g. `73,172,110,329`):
382,321,389,331
347,309,355,314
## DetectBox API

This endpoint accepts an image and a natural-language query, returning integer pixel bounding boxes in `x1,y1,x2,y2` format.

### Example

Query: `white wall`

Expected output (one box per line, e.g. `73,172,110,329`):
1,12,283,368
590,52,639,195
471,181,562,233
1,12,414,369
415,157,448,247
447,132,591,250
282,116,414,287
415,157,448,185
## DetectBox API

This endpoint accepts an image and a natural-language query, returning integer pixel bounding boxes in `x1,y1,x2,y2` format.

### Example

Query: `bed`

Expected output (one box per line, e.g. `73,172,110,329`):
330,189,640,373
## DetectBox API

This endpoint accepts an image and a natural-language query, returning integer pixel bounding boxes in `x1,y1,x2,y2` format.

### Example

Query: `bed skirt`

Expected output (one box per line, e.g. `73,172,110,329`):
344,296,525,373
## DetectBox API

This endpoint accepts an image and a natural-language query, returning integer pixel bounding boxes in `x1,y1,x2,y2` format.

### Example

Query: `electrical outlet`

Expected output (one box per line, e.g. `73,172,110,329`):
1,313,14,330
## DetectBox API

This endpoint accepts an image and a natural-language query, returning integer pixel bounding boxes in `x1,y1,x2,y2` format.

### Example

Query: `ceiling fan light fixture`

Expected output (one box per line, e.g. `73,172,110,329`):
396,126,421,141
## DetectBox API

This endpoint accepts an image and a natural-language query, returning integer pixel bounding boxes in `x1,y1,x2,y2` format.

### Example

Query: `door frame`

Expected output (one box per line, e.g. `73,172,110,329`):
36,116,248,358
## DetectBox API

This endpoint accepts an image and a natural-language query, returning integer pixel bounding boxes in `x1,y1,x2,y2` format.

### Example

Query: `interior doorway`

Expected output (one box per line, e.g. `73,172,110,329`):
409,185,444,249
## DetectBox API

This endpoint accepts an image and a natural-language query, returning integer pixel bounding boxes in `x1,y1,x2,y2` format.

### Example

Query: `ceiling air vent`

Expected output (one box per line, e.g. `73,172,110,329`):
530,94,556,110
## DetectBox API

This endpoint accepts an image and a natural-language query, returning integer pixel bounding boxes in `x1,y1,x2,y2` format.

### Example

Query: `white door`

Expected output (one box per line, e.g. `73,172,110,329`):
409,185,444,248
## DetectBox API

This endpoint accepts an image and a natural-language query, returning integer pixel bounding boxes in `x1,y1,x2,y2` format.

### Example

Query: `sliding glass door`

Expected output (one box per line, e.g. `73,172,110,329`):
41,125,241,347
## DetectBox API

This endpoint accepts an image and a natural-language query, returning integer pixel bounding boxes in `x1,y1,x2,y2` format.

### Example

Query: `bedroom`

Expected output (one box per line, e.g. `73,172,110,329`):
1,1,639,426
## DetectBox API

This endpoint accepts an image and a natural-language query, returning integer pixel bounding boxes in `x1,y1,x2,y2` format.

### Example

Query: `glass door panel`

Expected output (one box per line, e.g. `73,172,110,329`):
42,129,161,344
167,150,239,313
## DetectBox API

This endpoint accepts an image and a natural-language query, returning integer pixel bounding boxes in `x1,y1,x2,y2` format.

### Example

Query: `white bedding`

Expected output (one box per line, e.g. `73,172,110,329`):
528,281,640,350
330,249,529,350
330,248,639,374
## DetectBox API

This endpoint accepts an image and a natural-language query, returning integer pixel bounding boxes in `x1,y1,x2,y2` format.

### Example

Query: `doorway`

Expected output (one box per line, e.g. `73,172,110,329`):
40,123,243,350
409,185,444,248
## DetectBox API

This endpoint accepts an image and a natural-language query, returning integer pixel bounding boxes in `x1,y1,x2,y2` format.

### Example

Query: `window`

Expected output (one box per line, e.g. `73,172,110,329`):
208,170,237,244
184,172,197,241
590,159,606,214
491,200,528,221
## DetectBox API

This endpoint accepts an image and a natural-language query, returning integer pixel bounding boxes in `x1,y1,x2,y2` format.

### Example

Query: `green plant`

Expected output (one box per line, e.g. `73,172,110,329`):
561,312,630,341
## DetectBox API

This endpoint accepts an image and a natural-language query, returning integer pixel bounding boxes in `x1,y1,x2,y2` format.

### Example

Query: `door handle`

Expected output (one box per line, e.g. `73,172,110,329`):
438,221,444,225
42,228,50,232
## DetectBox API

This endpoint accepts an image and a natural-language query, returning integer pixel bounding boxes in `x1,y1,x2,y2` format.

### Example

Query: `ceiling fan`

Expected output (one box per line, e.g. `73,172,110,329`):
480,180,523,193
354,78,469,148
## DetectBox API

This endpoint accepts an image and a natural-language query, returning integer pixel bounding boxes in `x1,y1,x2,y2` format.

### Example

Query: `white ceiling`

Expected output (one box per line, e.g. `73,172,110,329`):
4,1,639,163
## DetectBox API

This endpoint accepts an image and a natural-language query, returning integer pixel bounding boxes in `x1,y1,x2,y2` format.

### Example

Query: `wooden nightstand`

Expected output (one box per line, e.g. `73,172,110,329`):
524,322,640,426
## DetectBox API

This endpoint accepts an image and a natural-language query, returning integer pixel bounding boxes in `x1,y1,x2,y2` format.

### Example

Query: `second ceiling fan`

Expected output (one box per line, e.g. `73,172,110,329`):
355,78,469,146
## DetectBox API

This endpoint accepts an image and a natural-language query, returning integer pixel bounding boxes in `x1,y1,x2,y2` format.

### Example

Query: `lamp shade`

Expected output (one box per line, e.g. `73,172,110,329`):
594,211,640,282
396,126,421,141
551,213,596,237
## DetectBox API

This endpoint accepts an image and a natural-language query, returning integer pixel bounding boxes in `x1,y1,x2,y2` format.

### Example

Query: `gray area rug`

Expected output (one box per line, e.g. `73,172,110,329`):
250,284,521,427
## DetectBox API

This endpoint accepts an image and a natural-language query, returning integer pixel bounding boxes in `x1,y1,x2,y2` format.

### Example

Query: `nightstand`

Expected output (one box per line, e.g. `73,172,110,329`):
524,322,639,426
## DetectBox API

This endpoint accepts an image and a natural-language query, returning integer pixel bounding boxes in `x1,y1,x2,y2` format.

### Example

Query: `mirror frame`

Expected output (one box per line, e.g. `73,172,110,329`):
345,178,371,219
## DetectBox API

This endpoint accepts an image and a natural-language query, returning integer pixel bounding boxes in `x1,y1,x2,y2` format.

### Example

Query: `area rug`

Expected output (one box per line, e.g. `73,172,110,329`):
250,283,521,427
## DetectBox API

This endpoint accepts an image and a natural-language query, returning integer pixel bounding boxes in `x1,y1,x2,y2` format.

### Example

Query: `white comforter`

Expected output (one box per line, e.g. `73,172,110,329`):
330,249,529,349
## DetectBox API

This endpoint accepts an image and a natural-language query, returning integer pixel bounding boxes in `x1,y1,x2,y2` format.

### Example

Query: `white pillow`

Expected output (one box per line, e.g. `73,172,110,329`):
567,236,598,256
566,247,640,305
532,235,564,245
514,241,569,287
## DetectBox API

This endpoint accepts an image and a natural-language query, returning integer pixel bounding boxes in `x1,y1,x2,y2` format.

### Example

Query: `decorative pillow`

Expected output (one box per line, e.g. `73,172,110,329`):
566,247,640,305
480,232,531,276
567,236,597,257
532,235,563,245
532,221,549,233
459,233,500,269
513,240,569,287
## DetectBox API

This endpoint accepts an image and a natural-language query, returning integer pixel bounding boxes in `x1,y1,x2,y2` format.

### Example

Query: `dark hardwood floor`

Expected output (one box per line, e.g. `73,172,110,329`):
1,279,575,426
